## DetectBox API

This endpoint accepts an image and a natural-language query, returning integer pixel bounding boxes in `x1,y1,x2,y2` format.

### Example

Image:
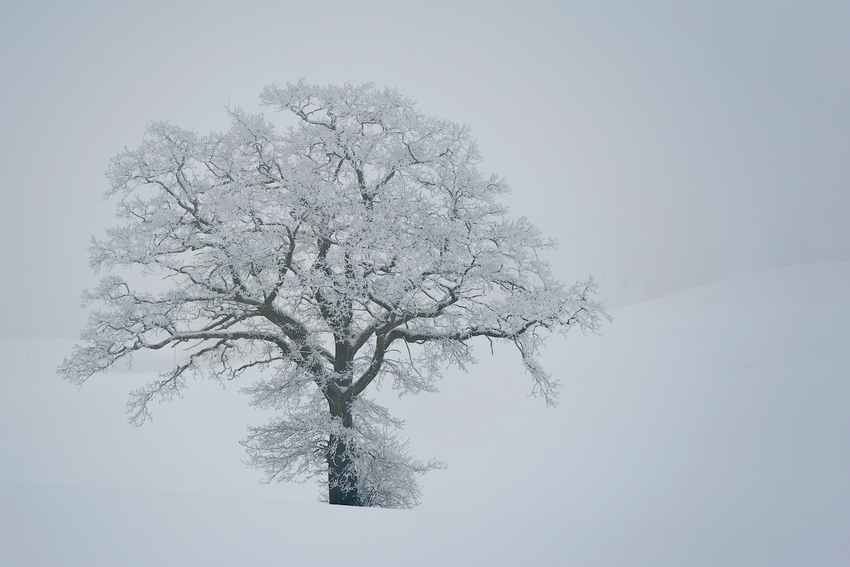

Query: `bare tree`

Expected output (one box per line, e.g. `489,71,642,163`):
59,81,609,507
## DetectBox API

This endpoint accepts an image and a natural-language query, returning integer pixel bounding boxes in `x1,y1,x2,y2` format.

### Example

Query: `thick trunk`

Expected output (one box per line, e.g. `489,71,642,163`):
327,433,359,505
327,399,361,506
327,339,361,506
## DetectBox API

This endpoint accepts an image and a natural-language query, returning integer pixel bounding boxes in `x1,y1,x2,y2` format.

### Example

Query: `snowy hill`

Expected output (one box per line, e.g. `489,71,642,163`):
1,262,848,566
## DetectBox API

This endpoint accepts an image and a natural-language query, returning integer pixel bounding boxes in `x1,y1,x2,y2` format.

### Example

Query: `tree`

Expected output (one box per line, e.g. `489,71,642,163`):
58,81,609,508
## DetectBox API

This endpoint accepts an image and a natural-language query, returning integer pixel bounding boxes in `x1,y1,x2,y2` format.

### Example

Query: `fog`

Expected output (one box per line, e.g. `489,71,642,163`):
1,5,848,563
1,0,848,338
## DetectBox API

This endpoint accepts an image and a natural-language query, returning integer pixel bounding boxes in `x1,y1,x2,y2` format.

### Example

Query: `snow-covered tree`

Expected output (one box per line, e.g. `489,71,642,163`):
59,81,609,507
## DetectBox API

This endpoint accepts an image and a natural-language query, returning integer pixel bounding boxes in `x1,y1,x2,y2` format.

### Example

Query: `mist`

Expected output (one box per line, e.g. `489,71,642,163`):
2,0,847,338
1,4,848,564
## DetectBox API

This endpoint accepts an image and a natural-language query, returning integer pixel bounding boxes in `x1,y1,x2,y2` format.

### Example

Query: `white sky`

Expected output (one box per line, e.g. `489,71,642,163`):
1,0,848,337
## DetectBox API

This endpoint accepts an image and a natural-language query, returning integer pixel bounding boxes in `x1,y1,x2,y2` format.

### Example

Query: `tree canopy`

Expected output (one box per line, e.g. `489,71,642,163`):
59,81,609,507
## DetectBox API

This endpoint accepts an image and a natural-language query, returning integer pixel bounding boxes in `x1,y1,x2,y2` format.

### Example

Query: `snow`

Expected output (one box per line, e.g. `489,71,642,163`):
2,262,848,565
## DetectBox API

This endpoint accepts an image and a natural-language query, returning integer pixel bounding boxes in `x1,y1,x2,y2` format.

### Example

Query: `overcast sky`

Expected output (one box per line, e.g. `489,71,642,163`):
2,0,848,338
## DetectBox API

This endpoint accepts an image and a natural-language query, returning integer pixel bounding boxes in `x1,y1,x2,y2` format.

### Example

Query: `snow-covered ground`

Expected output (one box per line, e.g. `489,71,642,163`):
2,262,848,566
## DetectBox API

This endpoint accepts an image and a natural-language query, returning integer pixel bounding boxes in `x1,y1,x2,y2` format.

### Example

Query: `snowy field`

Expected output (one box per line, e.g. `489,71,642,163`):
1,262,848,566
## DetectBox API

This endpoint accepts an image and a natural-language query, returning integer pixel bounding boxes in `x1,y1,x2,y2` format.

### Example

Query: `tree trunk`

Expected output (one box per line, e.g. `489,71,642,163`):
327,339,361,506
327,400,360,506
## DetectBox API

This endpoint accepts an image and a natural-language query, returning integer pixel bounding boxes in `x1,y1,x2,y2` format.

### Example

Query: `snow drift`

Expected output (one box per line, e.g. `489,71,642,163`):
1,262,848,566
